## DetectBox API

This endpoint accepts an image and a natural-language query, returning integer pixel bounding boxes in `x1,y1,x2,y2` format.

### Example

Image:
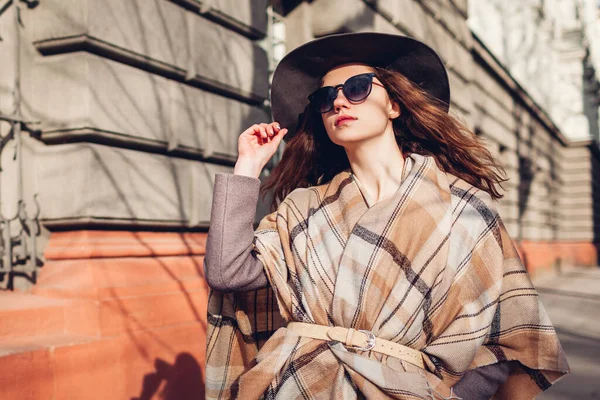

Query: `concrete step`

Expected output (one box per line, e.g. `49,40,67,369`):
0,332,94,358
0,321,205,399
98,287,208,336
2,275,208,340
32,255,209,300
0,292,96,339
26,284,209,338
0,253,210,338
45,231,207,259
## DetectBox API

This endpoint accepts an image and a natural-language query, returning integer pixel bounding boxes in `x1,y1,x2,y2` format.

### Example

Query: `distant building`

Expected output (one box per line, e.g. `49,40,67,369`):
469,0,600,142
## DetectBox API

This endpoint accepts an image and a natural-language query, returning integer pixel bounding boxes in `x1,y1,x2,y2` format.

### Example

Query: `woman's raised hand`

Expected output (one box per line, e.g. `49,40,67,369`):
234,122,288,178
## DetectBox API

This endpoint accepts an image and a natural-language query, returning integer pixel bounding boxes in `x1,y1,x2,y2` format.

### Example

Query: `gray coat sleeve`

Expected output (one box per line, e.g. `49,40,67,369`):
452,360,514,399
203,172,269,292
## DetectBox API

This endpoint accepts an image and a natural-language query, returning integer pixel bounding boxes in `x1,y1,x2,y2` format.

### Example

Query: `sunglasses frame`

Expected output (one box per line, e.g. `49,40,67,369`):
308,72,384,114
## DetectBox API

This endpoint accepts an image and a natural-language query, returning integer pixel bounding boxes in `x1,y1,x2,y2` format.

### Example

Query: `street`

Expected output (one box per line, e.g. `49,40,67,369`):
534,267,600,399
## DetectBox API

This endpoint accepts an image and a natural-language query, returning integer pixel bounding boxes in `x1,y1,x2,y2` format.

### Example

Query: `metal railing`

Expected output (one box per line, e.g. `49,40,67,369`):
0,115,42,289
0,0,43,290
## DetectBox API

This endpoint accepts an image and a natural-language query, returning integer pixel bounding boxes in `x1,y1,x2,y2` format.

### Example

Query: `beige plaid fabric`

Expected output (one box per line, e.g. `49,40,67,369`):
206,153,569,399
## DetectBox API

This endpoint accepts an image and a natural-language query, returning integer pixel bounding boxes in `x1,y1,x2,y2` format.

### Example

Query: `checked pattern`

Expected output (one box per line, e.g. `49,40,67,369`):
206,153,569,399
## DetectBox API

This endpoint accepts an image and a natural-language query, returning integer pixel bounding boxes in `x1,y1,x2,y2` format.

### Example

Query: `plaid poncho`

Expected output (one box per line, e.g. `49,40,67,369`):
205,153,569,399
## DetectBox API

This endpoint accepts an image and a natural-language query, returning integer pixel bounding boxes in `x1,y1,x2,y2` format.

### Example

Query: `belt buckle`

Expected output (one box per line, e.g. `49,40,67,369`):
351,329,376,351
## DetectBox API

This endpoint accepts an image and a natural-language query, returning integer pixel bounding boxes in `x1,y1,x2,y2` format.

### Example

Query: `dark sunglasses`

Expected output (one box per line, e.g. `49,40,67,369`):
308,72,385,113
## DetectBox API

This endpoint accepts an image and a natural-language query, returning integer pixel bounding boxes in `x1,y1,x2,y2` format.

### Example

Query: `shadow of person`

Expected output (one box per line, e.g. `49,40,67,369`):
132,352,204,400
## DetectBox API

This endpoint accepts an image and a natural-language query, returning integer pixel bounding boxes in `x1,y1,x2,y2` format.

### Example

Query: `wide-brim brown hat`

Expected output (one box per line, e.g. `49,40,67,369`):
270,32,450,141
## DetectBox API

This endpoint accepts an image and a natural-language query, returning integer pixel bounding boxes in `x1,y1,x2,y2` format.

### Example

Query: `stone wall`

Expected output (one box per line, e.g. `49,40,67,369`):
1,0,269,229
0,1,268,398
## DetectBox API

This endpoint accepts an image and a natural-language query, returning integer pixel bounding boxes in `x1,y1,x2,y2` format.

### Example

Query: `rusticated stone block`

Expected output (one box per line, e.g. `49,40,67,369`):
24,0,269,99
310,0,474,90
376,0,472,46
472,65,514,109
209,0,269,34
479,118,517,151
557,229,595,241
1,136,233,226
20,52,267,159
497,201,519,221
311,0,398,38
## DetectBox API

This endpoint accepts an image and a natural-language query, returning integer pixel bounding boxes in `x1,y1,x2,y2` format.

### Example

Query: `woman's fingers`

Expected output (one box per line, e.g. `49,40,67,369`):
270,122,284,139
245,124,266,144
259,123,271,140
245,124,261,138
273,128,288,145
271,122,282,137
243,122,285,145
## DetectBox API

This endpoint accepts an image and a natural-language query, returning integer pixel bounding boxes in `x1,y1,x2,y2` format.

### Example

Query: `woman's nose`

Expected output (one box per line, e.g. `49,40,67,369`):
332,88,350,111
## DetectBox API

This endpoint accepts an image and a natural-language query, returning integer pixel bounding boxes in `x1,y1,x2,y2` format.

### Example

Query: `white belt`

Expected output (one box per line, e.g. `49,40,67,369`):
287,322,425,369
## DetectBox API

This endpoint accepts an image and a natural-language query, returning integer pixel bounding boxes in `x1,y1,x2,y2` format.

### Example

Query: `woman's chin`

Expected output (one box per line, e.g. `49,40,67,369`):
329,129,374,146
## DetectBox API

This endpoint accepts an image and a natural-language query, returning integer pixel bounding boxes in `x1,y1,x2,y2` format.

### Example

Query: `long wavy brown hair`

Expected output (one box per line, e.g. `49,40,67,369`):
261,66,507,211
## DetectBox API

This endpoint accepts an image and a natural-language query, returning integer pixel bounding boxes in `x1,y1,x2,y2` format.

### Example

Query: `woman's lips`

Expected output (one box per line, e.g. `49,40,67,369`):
335,115,357,126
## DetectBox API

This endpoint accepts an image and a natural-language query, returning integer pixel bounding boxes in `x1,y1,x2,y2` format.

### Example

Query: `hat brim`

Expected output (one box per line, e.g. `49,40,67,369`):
270,32,450,141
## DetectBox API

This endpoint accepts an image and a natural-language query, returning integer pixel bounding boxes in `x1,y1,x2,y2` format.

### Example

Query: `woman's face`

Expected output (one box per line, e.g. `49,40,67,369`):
318,64,400,147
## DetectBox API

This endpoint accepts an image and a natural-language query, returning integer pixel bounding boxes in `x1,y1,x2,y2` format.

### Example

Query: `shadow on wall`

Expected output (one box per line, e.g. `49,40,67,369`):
582,52,600,266
511,94,560,272
512,103,534,270
79,2,225,395
131,353,204,400
591,145,600,265
125,2,269,399
582,51,599,145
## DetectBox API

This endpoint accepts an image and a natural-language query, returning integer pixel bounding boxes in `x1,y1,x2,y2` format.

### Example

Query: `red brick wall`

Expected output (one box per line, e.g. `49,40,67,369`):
0,231,208,400
517,240,598,277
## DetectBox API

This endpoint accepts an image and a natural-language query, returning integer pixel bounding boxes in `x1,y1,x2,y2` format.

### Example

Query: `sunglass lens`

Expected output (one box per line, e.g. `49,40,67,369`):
311,87,336,113
309,73,375,113
343,75,372,102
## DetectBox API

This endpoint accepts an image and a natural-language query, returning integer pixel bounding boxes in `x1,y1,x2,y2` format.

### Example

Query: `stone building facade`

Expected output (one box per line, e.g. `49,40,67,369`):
0,0,268,398
468,0,600,265
469,0,600,142
0,0,598,398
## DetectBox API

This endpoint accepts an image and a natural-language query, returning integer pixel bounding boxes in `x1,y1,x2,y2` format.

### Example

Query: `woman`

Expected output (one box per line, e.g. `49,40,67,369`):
204,33,569,399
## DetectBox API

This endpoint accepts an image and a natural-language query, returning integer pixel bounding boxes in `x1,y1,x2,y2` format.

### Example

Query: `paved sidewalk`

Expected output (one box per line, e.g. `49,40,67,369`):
533,266,600,399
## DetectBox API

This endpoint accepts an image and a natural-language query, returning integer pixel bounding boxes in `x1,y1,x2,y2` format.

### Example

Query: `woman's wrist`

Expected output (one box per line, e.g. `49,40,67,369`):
233,157,263,179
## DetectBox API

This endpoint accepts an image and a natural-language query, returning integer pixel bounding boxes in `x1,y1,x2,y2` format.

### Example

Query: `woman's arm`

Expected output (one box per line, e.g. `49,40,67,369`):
203,172,269,292
204,121,286,292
